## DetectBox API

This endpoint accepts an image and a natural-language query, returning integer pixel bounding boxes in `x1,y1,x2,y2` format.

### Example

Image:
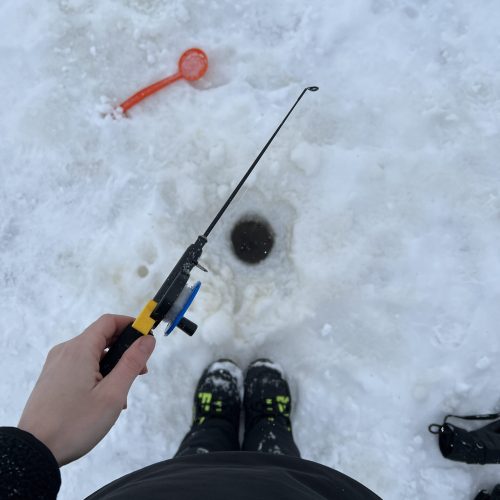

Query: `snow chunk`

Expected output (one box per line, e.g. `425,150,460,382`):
321,323,333,337
250,359,285,377
208,361,244,399
475,356,491,370
454,382,471,395
290,142,321,175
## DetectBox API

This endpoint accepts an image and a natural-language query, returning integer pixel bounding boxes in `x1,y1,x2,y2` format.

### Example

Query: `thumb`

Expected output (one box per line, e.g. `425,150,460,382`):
103,335,156,400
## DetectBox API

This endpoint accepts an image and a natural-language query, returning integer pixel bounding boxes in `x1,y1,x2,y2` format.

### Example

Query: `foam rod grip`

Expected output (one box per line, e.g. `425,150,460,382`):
99,323,145,377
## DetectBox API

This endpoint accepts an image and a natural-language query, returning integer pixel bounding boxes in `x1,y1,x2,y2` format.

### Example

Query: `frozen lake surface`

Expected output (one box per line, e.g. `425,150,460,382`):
1,1,500,498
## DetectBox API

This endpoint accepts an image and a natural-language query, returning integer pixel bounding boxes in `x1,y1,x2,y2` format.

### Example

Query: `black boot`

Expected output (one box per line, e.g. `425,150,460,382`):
175,360,243,457
242,359,300,457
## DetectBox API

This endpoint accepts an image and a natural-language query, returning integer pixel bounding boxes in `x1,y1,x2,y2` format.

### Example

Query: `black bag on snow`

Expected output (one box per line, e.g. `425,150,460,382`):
429,413,500,464
474,485,500,500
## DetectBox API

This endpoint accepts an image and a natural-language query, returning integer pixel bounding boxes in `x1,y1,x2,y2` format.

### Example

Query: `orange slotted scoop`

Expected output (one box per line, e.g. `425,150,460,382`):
118,48,208,114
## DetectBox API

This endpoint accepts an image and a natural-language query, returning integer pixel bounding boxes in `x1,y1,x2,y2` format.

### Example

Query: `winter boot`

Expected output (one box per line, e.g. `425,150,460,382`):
191,359,242,428
242,359,300,457
175,359,243,456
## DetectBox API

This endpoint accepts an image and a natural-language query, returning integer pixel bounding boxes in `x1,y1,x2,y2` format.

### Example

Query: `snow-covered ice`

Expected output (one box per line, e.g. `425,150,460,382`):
1,1,500,498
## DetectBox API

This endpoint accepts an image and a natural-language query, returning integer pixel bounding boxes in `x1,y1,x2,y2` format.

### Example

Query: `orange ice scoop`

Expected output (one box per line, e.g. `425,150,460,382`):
118,48,208,114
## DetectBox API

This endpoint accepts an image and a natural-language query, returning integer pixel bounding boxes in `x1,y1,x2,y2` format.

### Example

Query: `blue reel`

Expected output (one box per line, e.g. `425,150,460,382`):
164,281,201,336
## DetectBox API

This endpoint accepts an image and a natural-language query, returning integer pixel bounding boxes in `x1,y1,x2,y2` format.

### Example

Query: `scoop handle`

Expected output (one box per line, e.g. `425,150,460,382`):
119,72,182,113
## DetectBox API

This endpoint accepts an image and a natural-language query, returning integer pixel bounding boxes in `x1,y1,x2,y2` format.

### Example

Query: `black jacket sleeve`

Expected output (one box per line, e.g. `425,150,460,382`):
0,426,61,499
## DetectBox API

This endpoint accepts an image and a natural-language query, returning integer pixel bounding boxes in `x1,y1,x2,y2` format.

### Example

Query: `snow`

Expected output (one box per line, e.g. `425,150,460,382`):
207,360,244,400
248,359,285,377
209,360,243,382
1,1,500,498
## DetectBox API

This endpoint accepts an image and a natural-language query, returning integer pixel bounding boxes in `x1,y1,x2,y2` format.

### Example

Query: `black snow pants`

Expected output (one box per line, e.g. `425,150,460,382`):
175,416,301,457
86,420,381,500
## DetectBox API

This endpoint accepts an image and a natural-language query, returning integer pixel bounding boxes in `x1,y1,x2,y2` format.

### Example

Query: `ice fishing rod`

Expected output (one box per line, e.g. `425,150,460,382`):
100,86,319,377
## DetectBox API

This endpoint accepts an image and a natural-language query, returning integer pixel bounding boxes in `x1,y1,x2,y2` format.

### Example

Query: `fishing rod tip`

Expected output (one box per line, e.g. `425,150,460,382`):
307,86,319,92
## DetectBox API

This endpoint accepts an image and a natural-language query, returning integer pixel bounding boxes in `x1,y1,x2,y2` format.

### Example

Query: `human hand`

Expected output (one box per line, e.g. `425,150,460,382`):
18,314,156,466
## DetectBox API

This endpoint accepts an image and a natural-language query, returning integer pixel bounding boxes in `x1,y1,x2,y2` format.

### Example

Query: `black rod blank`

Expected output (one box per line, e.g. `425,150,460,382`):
203,86,318,238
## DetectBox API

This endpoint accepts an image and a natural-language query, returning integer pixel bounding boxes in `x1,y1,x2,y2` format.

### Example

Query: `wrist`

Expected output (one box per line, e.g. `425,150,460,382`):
13,425,62,468
18,420,62,466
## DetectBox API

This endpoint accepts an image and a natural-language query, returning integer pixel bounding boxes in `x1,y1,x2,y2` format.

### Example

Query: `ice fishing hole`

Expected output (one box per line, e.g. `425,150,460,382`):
137,265,149,278
230,216,275,264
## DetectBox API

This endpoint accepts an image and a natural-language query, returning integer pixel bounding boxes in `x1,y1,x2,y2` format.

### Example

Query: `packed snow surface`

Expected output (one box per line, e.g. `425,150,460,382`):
1,1,500,498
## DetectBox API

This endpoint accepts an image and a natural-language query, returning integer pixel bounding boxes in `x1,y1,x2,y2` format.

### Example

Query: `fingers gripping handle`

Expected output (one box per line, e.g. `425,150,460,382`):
99,323,150,377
